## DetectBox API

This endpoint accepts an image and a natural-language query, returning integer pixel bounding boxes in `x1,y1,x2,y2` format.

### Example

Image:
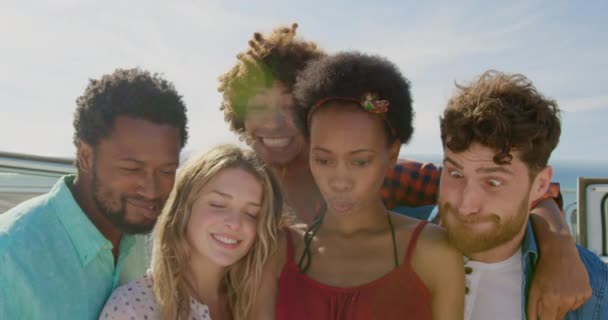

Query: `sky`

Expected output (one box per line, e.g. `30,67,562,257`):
1,0,607,163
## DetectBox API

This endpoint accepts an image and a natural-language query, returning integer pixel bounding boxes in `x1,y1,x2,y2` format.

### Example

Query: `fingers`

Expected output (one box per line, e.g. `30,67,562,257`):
527,288,539,320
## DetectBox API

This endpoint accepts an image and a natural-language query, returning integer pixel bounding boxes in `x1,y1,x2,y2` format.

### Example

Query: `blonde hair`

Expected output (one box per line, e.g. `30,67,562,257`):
151,144,284,319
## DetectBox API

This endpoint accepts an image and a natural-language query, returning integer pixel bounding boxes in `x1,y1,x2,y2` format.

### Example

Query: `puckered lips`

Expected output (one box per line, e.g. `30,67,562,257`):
329,200,355,214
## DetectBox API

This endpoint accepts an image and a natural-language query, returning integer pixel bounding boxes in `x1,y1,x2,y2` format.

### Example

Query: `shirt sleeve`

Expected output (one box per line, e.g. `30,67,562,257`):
0,249,26,319
381,159,442,209
98,286,140,320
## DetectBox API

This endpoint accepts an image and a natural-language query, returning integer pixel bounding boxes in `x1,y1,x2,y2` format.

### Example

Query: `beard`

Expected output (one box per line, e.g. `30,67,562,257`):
91,162,161,234
439,196,529,257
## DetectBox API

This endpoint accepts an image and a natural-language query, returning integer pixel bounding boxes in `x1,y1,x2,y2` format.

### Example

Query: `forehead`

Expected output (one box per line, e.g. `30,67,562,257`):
203,167,263,199
247,82,292,108
98,116,181,162
310,103,387,151
444,143,529,175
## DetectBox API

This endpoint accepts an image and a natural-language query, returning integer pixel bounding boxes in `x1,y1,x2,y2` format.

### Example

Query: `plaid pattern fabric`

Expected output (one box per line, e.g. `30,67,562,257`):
381,159,562,210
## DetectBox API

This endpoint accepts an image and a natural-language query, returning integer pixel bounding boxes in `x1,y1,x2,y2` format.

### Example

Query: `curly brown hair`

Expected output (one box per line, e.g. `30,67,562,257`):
440,70,561,175
217,23,326,135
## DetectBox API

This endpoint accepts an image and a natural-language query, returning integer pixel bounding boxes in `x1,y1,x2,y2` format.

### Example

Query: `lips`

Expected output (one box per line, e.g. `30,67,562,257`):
211,233,241,248
260,137,292,148
330,201,355,213
127,199,159,219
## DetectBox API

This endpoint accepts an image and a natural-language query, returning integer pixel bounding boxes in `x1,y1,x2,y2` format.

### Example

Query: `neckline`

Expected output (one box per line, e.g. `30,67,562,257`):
287,257,410,293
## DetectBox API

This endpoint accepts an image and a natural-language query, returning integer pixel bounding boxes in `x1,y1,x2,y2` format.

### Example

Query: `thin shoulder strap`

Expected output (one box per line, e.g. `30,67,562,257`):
405,220,429,264
284,227,295,262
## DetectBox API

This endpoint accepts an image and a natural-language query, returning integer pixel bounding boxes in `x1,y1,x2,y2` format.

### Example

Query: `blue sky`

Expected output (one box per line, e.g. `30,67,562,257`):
1,0,607,162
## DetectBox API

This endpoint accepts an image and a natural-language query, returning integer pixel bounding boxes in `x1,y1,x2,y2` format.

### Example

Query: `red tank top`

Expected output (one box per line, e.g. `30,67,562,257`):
275,220,431,320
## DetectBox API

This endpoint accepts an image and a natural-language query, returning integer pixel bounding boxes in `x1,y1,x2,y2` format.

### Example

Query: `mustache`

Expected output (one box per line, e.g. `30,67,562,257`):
123,195,164,210
439,202,500,224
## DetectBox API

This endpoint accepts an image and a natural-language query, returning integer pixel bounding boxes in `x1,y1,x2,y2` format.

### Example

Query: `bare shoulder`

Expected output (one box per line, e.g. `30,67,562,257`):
390,212,463,283
265,224,308,276
389,212,453,253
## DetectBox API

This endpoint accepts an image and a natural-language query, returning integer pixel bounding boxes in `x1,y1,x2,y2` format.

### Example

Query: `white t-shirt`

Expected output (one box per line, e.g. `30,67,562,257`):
99,271,211,320
464,250,523,320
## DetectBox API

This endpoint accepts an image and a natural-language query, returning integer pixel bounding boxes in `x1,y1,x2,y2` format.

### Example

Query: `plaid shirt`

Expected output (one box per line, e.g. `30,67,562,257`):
381,159,563,210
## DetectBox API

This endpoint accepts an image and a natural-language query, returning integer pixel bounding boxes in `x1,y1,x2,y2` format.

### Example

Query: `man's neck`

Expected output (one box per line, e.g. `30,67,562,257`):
467,225,528,264
71,176,123,256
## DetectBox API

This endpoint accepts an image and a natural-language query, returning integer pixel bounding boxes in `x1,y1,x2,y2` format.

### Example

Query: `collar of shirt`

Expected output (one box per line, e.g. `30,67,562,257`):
50,174,135,267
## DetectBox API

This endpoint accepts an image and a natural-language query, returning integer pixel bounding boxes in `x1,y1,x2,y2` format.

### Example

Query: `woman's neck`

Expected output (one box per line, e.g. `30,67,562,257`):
273,154,323,224
186,255,229,319
321,199,388,236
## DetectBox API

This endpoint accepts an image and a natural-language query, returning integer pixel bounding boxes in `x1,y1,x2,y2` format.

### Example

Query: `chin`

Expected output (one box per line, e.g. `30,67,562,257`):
210,255,245,268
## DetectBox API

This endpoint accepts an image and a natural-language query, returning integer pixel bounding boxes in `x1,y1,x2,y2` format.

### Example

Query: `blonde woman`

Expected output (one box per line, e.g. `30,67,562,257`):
99,144,284,320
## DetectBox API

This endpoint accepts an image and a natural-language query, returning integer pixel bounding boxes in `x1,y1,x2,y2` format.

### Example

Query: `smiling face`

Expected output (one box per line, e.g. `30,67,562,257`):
438,142,551,261
309,103,399,216
186,167,262,267
242,82,307,167
84,116,181,234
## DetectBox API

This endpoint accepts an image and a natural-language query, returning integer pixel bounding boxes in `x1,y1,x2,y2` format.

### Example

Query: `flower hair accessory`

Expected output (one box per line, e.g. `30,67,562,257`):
307,93,396,138
361,93,390,114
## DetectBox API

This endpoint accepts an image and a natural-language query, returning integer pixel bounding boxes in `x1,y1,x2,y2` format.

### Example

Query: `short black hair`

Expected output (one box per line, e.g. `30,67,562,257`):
293,51,414,144
73,68,189,148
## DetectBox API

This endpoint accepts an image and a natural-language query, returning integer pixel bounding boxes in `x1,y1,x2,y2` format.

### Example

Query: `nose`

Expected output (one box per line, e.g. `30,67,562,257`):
455,181,481,216
136,170,159,200
329,165,353,193
223,210,243,230
260,108,291,130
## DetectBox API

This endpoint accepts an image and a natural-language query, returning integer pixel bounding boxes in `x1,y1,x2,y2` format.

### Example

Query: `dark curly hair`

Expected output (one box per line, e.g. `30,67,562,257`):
73,68,189,149
293,51,414,145
440,70,561,176
217,23,326,135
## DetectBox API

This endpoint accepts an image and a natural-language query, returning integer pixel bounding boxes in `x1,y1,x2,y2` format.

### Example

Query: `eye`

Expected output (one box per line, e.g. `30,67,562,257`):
448,170,463,178
250,105,268,113
245,211,259,219
209,202,226,209
161,169,176,176
487,178,503,187
121,167,140,172
351,159,370,167
314,157,330,165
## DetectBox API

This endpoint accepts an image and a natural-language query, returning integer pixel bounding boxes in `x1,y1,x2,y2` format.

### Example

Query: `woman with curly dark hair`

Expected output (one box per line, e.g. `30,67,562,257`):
254,52,464,319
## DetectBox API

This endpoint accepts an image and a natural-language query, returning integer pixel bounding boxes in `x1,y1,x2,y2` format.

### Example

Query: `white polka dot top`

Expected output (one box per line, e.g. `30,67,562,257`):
99,271,211,320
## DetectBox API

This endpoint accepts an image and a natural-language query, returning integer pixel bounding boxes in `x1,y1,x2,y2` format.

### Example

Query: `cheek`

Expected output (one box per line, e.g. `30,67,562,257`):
187,209,217,235
243,117,258,134
243,219,258,244
158,175,177,195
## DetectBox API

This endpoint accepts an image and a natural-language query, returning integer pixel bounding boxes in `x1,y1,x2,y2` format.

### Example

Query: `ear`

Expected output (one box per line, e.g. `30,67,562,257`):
529,166,553,203
388,139,401,165
77,140,95,174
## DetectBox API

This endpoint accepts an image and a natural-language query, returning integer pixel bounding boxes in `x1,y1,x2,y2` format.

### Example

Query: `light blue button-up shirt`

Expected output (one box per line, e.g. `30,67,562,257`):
522,222,608,320
0,175,149,319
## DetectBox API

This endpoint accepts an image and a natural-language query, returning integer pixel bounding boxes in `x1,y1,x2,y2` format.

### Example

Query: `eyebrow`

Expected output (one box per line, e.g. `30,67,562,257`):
210,190,262,207
312,146,376,155
443,156,514,175
119,158,179,167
